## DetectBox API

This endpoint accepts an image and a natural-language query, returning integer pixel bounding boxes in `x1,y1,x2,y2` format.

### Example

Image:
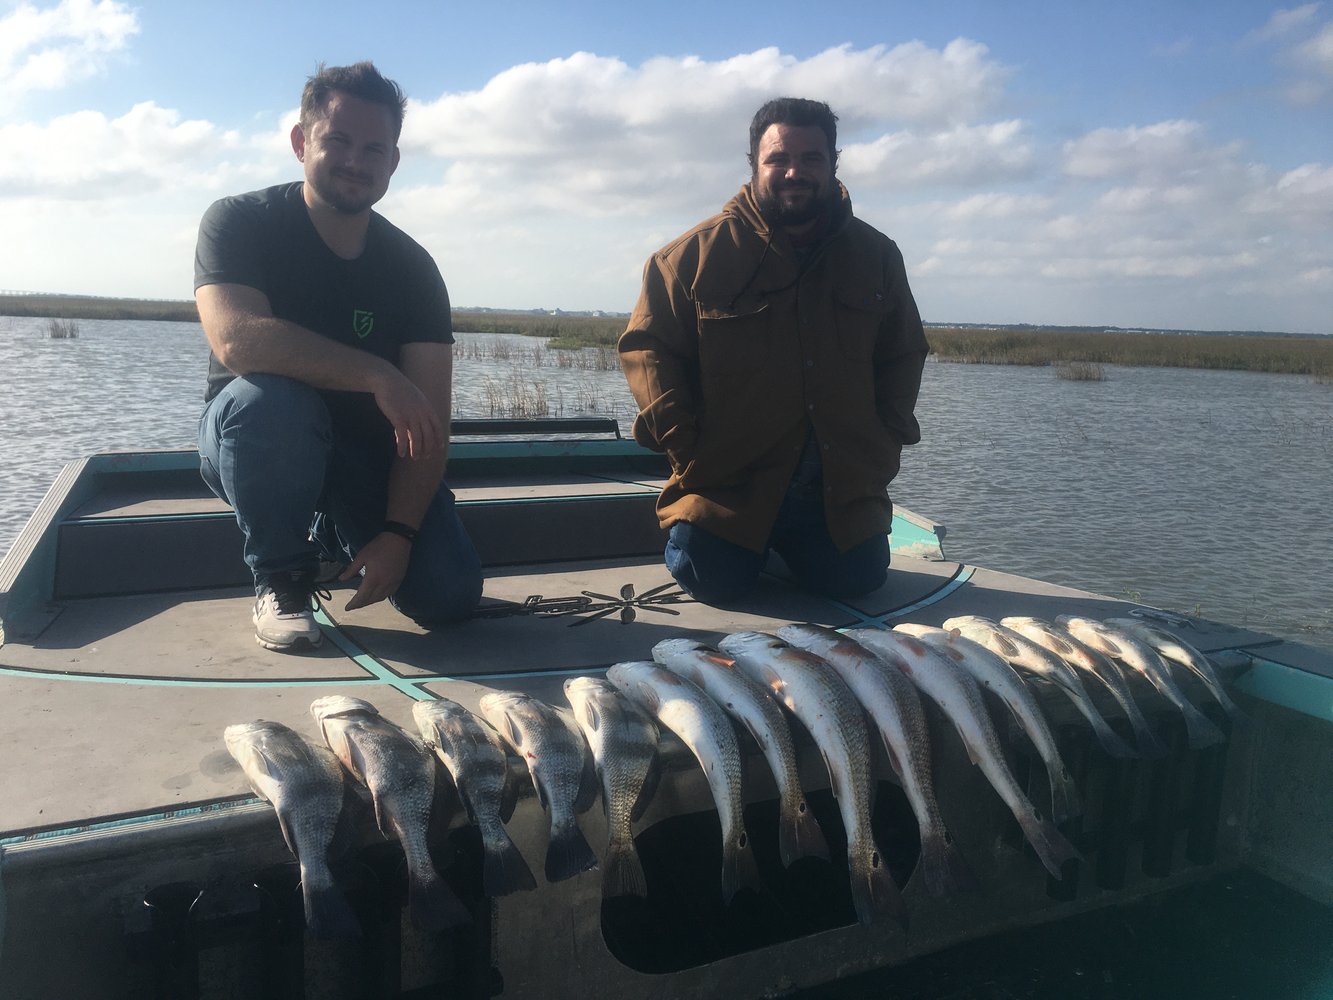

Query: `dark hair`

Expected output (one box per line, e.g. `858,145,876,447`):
300,61,407,141
747,98,839,172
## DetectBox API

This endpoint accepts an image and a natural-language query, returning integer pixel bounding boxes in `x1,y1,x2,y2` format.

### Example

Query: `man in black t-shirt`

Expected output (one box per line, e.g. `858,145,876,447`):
195,62,482,652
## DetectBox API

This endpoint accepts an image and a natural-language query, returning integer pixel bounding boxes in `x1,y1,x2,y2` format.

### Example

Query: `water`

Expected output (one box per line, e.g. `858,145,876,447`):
1,317,1329,651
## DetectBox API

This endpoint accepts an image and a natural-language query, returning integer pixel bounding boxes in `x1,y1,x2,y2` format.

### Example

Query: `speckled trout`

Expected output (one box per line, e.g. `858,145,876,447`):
1001,616,1168,758
848,628,1082,880
1103,617,1243,720
1058,616,1226,749
412,698,536,897
895,622,1081,825
652,636,829,868
942,616,1136,759
606,660,762,904
778,623,977,897
224,720,361,939
479,690,600,884
719,631,908,928
564,675,662,898
310,696,470,931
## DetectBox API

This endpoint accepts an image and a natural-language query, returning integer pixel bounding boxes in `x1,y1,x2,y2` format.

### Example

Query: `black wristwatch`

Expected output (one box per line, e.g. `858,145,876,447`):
382,520,420,543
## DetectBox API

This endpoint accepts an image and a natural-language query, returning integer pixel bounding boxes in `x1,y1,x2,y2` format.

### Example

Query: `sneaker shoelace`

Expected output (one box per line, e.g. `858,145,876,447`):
269,580,331,615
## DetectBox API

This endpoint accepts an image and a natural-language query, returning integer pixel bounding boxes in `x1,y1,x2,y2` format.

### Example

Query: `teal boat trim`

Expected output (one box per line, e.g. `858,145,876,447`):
1235,654,1333,723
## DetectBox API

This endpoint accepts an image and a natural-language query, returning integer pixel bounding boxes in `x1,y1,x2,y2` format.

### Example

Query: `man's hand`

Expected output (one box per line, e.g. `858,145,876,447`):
341,532,413,611
373,372,444,459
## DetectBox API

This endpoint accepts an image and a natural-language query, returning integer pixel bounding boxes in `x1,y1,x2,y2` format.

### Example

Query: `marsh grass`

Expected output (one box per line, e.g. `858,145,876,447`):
1055,361,1106,381
929,327,1333,378
46,318,80,339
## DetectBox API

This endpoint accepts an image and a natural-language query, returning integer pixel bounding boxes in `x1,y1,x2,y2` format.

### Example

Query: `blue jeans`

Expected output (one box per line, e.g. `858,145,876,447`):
198,374,483,624
664,483,890,604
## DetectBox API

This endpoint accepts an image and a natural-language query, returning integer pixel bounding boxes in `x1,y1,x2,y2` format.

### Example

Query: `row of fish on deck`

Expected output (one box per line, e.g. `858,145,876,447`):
223,614,1241,939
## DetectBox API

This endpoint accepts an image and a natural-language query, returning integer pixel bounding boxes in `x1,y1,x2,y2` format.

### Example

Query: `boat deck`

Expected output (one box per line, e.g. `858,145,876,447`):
0,427,1328,999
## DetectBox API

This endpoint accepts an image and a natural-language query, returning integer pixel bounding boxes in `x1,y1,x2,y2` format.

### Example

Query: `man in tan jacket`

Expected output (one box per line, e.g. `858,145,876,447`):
618,97,928,603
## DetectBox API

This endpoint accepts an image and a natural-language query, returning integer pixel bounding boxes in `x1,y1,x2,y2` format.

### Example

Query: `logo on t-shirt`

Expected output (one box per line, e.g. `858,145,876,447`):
352,310,375,339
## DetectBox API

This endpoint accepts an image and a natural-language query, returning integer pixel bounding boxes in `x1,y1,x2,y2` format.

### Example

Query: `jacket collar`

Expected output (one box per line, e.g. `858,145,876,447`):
724,181,854,245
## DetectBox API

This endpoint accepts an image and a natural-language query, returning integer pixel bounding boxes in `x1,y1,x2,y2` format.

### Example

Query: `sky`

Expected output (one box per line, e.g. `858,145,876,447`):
1,0,1331,334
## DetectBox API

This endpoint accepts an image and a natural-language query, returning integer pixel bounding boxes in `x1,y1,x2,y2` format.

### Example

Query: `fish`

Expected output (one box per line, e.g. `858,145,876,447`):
718,631,907,928
1001,615,1169,758
1103,617,1244,720
652,636,830,868
224,720,361,939
895,622,1082,825
942,615,1137,759
412,698,537,898
563,676,663,898
777,623,977,896
847,627,1082,880
605,660,763,904
478,690,600,883
1057,616,1226,750
309,696,470,931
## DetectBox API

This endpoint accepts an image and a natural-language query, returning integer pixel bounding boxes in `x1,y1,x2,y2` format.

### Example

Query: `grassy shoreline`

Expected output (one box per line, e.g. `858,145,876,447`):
4,293,1329,377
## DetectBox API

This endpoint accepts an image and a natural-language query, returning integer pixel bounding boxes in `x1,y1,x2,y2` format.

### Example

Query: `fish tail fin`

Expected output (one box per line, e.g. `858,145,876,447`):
918,830,980,897
545,816,599,883
721,834,763,904
406,865,472,932
849,837,909,929
1182,704,1226,750
1127,709,1171,758
483,826,537,897
299,866,361,940
1088,711,1138,758
779,797,830,867
601,836,648,899
1049,765,1083,824
1018,813,1083,879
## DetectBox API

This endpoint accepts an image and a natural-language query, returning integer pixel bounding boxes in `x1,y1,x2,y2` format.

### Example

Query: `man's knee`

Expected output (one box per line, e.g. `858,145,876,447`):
665,522,763,604
393,563,484,626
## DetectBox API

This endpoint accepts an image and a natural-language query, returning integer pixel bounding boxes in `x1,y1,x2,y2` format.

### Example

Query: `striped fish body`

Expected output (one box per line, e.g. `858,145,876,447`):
652,637,829,867
605,660,761,904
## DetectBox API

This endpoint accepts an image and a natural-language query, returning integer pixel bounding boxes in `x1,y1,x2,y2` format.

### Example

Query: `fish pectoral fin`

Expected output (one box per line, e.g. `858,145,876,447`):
274,808,300,857
823,751,843,801
631,752,663,823
499,761,522,823
574,751,600,814
329,782,363,861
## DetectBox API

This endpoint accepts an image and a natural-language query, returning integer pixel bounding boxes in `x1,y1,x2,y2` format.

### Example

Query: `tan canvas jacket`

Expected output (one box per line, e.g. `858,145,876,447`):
619,182,929,553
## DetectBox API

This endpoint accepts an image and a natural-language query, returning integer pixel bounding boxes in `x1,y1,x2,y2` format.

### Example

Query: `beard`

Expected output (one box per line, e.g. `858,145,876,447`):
754,175,837,228
308,169,381,215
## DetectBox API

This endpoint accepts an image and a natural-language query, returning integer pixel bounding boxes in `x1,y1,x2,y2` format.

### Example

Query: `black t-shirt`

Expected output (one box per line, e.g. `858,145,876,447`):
194,182,453,434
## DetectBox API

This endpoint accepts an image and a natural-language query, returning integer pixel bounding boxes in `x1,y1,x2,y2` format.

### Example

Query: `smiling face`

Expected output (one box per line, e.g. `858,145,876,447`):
291,91,400,216
751,123,836,232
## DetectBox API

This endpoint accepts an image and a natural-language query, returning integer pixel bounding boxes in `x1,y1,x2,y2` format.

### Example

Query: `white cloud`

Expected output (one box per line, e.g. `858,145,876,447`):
1248,4,1322,43
0,102,285,197
841,120,1035,188
1061,120,1245,181
0,0,138,110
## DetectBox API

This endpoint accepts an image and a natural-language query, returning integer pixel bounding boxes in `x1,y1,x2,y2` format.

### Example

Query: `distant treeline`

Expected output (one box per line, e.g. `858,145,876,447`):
4,294,1329,377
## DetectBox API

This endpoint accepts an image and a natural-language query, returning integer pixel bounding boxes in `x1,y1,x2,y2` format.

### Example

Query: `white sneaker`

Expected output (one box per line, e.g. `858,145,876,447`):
253,574,323,651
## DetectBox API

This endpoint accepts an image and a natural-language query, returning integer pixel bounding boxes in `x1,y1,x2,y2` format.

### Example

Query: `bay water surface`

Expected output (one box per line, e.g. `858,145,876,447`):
2,316,1328,651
